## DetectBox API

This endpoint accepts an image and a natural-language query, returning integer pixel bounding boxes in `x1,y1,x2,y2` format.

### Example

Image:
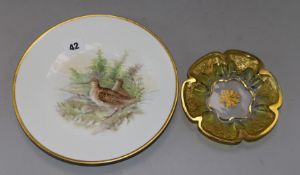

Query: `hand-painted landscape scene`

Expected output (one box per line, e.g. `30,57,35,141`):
56,49,145,134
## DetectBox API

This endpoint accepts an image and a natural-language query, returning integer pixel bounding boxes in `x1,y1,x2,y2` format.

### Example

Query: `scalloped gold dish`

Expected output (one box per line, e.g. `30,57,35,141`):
181,50,282,144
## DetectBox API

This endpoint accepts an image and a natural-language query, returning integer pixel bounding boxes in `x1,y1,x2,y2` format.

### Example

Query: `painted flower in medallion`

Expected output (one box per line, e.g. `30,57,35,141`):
181,50,282,144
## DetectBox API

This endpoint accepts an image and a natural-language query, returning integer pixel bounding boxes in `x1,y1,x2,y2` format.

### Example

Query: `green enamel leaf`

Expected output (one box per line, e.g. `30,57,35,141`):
183,82,210,118
213,63,228,78
250,75,264,89
243,108,275,136
254,96,270,106
240,68,254,83
201,111,239,141
255,75,280,105
193,73,210,87
226,61,237,77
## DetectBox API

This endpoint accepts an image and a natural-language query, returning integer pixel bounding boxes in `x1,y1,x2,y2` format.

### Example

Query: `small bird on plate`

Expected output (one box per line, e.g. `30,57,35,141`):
88,78,136,116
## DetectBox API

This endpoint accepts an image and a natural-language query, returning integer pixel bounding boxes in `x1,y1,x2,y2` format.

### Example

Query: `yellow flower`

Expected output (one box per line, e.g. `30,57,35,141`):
181,50,282,144
219,89,241,108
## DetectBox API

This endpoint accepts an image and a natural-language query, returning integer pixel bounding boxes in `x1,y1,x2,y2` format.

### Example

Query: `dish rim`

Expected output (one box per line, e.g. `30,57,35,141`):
180,50,283,144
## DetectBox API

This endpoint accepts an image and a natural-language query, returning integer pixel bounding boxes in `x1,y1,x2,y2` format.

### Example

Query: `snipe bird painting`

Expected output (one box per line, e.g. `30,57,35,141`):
89,78,136,116
57,49,145,133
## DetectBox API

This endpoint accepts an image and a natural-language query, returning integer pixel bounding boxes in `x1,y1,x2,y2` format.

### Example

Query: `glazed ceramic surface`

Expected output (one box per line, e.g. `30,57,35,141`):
13,15,177,164
181,50,282,144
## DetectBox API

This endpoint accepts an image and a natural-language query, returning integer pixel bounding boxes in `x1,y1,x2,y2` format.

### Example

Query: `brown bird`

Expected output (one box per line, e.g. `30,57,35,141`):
88,78,136,116
112,79,130,97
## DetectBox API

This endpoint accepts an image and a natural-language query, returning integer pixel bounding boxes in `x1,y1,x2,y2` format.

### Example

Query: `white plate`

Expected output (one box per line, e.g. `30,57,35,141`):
13,15,178,164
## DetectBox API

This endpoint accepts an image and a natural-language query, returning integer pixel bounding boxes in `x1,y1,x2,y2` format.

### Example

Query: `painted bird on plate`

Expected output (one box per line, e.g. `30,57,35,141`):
88,78,136,116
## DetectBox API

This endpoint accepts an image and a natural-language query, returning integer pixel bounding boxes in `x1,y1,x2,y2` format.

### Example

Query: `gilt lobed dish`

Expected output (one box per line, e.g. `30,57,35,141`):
181,50,282,144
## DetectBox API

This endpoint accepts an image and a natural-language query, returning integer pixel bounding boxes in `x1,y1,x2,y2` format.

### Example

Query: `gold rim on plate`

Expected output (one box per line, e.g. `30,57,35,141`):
12,14,178,165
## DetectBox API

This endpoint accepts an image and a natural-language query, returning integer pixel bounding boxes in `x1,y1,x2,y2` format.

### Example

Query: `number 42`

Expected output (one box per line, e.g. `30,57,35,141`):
69,42,79,50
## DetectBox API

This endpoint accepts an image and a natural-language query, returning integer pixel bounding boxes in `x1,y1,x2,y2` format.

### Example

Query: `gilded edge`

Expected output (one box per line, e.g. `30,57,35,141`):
12,14,179,165
181,50,283,144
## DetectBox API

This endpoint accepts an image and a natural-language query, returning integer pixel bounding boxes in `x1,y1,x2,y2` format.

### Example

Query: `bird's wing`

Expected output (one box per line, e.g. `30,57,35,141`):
98,91,124,106
97,88,135,105
117,88,131,97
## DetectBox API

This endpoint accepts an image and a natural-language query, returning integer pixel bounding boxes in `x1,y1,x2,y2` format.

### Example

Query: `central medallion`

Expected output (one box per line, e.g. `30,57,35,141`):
219,89,241,108
208,79,253,121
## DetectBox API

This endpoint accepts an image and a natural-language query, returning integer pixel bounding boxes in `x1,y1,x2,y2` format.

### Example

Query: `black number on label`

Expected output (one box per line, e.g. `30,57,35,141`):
70,42,79,50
